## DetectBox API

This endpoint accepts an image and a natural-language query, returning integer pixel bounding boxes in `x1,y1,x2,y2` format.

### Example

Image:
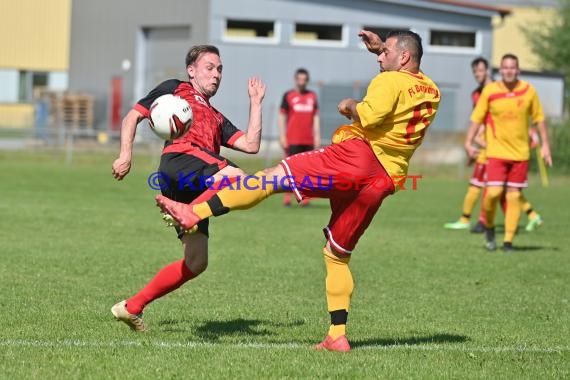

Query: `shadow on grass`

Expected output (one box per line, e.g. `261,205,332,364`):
512,245,557,252
351,333,469,348
158,318,305,341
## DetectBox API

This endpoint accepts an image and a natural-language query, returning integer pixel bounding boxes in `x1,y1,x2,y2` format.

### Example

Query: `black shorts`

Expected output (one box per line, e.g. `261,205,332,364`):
158,148,238,238
287,144,314,156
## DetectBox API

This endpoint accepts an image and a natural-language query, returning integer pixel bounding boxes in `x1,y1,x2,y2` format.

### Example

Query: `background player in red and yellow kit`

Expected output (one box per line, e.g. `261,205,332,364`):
465,54,552,252
444,57,492,231
279,68,320,206
110,45,266,331
157,30,440,352
445,57,543,233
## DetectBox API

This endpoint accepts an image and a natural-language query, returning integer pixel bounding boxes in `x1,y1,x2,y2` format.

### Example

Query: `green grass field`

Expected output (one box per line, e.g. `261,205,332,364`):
1,150,568,379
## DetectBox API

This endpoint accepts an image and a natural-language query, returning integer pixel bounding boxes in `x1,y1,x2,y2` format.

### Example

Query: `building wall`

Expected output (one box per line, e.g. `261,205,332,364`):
454,0,558,70
0,0,71,71
0,0,71,127
210,0,495,137
67,0,497,134
0,104,34,128
492,6,558,70
68,0,210,129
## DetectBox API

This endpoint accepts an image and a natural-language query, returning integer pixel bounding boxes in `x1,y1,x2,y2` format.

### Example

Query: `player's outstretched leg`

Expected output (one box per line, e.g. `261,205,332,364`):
157,168,285,230
156,196,202,232
314,247,353,353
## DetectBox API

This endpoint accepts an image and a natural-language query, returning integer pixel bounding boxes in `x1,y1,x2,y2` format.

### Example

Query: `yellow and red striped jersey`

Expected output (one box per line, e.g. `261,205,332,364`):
332,70,440,178
471,80,544,161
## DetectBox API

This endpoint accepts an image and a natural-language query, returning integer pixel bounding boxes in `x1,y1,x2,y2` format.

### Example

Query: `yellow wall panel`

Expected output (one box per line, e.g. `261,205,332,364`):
0,0,71,71
0,104,34,128
492,6,557,71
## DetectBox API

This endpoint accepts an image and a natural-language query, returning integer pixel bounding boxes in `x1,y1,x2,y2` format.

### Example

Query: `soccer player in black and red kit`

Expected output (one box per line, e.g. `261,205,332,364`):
110,45,266,331
278,68,320,206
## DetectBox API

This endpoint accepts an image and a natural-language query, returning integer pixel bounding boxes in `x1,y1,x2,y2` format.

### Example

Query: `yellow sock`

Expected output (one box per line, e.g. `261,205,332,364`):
519,193,538,220
193,201,216,219
328,324,346,340
484,186,503,228
505,191,521,243
459,185,481,223
323,248,353,340
192,171,275,219
462,186,481,220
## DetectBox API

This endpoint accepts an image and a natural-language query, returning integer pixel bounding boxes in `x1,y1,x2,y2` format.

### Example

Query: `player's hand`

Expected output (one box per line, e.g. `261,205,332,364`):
358,30,384,54
112,156,131,180
464,144,479,160
541,144,553,167
529,128,540,149
279,135,287,150
248,77,266,104
338,98,356,119
473,134,486,148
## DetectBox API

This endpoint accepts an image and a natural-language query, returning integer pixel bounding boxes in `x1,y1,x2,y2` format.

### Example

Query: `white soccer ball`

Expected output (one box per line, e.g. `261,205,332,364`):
149,94,193,140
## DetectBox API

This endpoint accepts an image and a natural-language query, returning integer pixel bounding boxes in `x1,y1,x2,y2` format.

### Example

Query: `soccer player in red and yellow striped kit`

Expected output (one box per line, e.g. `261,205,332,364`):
445,57,543,233
157,30,440,352
465,54,552,252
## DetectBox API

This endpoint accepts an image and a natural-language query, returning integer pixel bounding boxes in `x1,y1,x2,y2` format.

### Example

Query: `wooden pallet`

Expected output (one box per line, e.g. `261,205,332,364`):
57,94,94,130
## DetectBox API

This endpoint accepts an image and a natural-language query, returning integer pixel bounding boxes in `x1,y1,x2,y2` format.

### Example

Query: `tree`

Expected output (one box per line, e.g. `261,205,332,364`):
524,0,570,110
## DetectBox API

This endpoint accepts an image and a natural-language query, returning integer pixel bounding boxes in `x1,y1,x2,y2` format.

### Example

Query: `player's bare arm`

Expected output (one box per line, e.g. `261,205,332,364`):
535,120,552,166
112,108,145,180
358,30,384,55
337,98,360,122
473,124,486,148
313,114,321,149
277,113,287,149
464,120,481,159
232,77,266,154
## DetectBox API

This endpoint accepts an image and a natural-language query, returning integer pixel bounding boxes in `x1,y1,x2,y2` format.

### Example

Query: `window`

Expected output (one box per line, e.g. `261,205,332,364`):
0,70,19,103
362,26,410,42
293,23,346,46
224,19,277,42
19,72,48,102
430,30,476,48
0,70,65,103
295,23,342,41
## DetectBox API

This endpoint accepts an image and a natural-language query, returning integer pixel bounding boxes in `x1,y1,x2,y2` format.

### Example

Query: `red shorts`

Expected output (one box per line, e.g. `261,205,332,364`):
280,139,395,255
469,163,486,187
486,157,528,188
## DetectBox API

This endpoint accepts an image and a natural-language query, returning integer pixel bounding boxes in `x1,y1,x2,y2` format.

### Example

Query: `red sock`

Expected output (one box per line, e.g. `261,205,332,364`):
126,259,196,315
479,187,487,224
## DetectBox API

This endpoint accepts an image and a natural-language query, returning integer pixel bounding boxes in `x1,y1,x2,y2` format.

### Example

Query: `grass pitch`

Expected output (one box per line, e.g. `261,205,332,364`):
0,150,568,379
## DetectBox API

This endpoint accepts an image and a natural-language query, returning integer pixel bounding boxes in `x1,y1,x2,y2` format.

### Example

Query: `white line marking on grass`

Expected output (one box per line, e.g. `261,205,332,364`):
0,339,568,354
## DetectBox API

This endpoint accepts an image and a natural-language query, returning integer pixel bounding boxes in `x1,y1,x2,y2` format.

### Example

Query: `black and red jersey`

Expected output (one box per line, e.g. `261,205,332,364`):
134,79,244,155
471,85,485,108
280,89,318,146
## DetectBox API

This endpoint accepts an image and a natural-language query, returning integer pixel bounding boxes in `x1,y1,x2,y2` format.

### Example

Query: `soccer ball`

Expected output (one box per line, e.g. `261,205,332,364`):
148,94,193,140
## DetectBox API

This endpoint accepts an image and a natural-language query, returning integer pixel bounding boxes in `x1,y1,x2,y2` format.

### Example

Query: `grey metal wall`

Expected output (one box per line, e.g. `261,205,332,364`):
68,0,209,129
68,0,496,137
209,0,494,139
